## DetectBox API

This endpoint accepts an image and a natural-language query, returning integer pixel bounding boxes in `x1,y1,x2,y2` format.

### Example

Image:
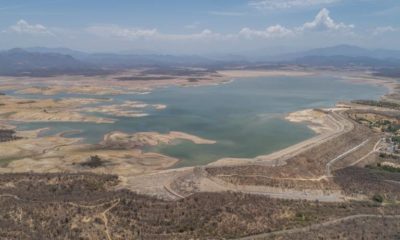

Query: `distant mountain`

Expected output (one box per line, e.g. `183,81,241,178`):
24,46,249,68
0,48,108,77
117,49,160,55
205,53,249,63
3,45,400,77
24,47,89,59
299,45,368,57
275,44,400,61
262,45,400,71
0,48,234,76
82,53,217,68
24,47,228,68
290,55,400,68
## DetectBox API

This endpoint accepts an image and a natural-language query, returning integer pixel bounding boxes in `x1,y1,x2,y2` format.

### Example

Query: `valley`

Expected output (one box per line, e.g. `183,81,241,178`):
1,67,399,238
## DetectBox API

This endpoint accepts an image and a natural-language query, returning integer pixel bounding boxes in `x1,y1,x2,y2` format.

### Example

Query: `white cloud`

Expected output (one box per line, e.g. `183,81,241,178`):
239,25,293,39
373,26,397,35
86,25,158,39
184,22,200,29
8,19,53,35
250,0,340,10
298,8,354,31
162,29,225,40
238,8,353,39
85,8,353,42
87,25,229,41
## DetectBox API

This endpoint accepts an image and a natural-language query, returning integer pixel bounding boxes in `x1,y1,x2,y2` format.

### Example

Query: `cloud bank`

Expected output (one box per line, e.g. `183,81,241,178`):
239,25,293,39
2,7,394,53
250,0,340,10
299,8,354,31
85,8,354,41
86,25,158,39
8,19,53,35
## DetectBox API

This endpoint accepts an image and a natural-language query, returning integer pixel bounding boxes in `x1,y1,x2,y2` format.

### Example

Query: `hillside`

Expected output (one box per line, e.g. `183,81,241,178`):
0,48,109,77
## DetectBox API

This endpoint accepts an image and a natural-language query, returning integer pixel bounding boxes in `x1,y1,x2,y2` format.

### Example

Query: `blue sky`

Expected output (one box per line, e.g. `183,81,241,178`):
0,0,399,54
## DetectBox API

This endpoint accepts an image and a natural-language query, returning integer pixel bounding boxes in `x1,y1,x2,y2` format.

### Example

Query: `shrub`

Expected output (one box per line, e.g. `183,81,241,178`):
372,194,384,203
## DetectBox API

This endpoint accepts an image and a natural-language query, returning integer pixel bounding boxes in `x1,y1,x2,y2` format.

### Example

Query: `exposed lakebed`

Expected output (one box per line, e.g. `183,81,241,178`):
14,74,386,167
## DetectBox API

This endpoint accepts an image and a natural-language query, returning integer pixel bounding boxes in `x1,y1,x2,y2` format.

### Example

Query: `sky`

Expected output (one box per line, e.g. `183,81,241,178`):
0,0,399,55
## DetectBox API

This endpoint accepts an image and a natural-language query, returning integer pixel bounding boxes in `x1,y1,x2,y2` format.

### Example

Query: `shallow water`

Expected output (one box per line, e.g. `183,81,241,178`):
16,74,386,167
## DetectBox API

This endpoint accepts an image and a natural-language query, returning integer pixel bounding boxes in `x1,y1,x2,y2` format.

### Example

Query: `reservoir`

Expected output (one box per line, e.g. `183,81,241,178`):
16,74,387,167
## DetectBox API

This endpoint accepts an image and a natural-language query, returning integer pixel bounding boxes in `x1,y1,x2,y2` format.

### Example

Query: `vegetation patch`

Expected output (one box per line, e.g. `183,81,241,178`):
367,163,400,173
352,100,400,110
333,166,400,201
1,172,399,239
0,129,22,142
79,155,108,168
372,194,384,203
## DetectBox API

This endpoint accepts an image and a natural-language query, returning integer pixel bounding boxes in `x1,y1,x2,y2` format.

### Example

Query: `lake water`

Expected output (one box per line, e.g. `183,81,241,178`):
15,74,386,167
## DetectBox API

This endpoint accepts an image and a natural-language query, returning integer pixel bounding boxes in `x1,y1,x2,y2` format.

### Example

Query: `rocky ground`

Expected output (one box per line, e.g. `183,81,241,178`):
1,70,400,239
1,172,399,240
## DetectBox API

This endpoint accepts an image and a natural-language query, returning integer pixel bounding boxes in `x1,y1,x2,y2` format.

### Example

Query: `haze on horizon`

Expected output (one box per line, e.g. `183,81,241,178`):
0,0,399,56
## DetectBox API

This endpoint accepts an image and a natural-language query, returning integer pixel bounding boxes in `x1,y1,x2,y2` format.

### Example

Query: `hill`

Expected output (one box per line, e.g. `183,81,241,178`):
0,48,109,77
275,44,400,61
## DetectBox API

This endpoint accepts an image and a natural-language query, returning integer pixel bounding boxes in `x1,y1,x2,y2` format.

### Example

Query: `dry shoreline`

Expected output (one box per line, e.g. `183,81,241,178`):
119,70,398,202
285,71,396,133
0,69,395,181
0,69,317,177
209,70,395,167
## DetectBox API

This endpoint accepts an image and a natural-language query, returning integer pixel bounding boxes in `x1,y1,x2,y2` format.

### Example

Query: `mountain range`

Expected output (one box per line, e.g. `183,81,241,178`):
0,45,399,77
274,44,400,61
0,48,104,77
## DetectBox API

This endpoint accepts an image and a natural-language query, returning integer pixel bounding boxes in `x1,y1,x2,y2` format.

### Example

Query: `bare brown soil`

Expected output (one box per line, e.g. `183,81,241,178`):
0,172,399,240
1,70,400,238
205,120,379,183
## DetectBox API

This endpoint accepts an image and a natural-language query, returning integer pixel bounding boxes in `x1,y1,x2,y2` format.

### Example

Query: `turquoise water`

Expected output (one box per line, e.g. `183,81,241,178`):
15,74,386,167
